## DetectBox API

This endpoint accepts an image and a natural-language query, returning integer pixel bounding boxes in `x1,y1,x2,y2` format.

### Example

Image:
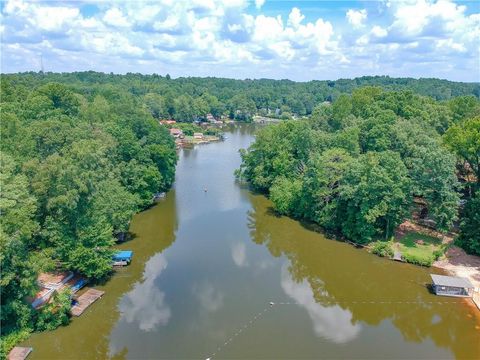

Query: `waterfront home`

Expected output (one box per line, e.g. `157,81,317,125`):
193,132,204,139
160,120,176,125
430,274,474,297
30,272,87,308
169,128,183,138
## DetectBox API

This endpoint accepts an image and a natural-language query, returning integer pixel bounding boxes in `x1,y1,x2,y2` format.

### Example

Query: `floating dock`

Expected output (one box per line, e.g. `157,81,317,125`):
71,289,105,316
8,347,32,360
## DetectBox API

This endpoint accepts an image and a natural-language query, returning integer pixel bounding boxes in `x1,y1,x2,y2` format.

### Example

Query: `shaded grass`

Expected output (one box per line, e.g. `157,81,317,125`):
396,232,444,266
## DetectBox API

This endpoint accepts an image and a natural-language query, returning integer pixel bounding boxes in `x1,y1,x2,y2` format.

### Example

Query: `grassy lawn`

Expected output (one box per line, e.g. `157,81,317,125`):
396,232,444,266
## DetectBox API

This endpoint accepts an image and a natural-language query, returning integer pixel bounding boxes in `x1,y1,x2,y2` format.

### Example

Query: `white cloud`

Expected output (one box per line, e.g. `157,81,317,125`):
371,25,388,38
103,7,130,28
0,0,478,81
346,9,367,28
255,0,266,10
288,7,305,28
253,15,284,42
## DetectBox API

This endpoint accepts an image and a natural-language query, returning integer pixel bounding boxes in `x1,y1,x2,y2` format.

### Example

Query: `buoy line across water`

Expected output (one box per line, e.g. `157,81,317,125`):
204,299,470,360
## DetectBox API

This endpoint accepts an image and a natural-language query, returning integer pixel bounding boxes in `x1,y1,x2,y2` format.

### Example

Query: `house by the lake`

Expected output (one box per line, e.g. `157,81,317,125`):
169,128,183,138
30,272,87,308
430,274,474,297
193,132,204,140
160,119,176,125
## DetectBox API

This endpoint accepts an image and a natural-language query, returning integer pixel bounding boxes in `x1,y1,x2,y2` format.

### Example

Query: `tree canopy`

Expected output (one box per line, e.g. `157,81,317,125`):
1,76,177,349
239,87,479,247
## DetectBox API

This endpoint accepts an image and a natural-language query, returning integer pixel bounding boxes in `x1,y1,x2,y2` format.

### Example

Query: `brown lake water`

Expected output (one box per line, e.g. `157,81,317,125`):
24,124,480,359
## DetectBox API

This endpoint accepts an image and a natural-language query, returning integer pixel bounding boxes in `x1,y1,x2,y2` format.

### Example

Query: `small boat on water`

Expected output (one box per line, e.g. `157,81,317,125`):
152,192,166,202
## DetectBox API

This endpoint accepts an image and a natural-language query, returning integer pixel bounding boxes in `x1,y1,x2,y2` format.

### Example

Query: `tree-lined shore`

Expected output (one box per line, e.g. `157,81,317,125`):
237,87,480,261
1,72,479,357
1,77,177,356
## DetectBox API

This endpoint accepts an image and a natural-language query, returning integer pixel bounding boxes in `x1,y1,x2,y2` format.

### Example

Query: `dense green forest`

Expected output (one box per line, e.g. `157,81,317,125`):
1,72,479,356
237,87,480,256
0,77,177,355
3,72,479,122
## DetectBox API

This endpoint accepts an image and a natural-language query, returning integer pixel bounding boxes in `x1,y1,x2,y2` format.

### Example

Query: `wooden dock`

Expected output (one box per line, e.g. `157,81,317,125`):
71,289,105,316
8,347,32,360
393,251,403,262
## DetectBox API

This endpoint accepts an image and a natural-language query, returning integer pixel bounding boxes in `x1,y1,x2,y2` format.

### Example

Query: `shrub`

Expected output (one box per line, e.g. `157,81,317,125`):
34,290,72,332
433,248,444,260
371,241,394,258
0,329,31,360
402,252,434,267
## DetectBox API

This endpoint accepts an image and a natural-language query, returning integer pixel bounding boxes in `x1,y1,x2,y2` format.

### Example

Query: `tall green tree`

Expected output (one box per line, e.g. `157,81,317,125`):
338,151,412,243
0,154,39,334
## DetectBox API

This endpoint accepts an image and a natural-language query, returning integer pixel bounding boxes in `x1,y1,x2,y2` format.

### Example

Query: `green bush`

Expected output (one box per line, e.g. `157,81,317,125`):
371,241,394,258
401,252,434,267
34,290,72,332
433,248,444,260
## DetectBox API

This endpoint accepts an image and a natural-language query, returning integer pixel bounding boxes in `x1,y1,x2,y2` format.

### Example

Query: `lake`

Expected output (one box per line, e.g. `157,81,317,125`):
24,124,480,359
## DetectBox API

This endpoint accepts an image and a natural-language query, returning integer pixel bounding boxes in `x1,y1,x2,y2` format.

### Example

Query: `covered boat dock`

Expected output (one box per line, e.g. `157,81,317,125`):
112,250,133,266
430,274,474,297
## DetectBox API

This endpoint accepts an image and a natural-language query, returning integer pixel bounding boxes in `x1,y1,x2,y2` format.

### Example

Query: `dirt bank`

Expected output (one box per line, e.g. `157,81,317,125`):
433,246,480,309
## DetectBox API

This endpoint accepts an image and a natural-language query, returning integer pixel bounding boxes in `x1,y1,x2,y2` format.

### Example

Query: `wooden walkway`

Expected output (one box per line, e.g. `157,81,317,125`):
71,289,105,316
8,347,32,360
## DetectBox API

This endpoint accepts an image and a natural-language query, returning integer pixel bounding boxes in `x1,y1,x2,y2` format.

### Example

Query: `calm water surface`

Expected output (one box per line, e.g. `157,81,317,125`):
25,124,480,359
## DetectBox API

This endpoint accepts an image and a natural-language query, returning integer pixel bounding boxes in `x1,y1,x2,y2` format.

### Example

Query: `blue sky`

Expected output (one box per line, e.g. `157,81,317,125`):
1,0,479,81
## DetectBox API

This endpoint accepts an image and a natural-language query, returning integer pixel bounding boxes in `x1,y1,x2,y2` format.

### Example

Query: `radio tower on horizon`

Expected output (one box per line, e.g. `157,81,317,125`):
40,54,44,74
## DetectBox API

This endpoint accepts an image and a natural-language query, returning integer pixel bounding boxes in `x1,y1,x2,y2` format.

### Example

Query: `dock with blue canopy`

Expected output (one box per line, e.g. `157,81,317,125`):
112,250,133,266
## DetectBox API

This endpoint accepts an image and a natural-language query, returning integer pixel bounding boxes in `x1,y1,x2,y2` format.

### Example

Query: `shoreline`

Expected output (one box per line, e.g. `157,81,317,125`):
433,246,480,310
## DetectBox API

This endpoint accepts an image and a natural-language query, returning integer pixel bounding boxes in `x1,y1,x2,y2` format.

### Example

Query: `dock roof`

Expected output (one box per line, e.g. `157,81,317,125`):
113,250,133,261
430,274,474,289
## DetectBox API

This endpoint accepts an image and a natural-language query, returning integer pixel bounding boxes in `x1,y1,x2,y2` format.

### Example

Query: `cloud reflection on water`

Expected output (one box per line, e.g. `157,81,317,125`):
231,242,248,267
118,253,171,332
280,264,361,344
192,281,224,313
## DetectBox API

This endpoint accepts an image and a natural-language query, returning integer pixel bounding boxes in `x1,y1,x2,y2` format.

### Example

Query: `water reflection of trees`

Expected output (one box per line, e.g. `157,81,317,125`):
247,194,479,359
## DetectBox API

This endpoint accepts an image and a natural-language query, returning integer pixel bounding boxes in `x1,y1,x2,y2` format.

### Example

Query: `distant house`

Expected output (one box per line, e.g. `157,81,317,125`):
160,120,176,125
193,132,204,139
169,128,183,138
430,274,474,297
206,113,216,122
